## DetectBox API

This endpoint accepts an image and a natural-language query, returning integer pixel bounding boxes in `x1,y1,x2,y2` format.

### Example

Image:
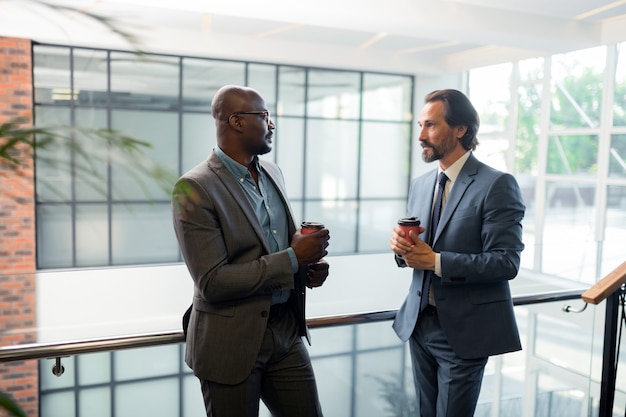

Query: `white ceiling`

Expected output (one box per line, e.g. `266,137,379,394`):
2,0,626,75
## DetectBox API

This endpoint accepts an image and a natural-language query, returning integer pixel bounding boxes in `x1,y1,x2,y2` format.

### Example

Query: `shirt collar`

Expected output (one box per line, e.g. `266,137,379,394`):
214,146,259,179
440,151,471,183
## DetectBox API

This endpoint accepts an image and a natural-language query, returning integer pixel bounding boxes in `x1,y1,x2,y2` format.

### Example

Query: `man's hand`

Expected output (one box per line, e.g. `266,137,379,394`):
390,225,424,255
307,259,329,288
291,228,330,265
390,225,436,271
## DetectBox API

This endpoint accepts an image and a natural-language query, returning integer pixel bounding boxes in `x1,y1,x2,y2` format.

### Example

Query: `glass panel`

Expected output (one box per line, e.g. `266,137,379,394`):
273,116,304,200
111,203,179,265
614,41,626,127
35,107,71,202
472,134,509,172
304,200,357,253
36,204,72,268
469,63,512,134
307,326,354,356
115,378,179,417
74,108,108,201
518,57,544,82
305,119,359,200
33,45,70,104
27,297,613,417
290,201,303,227
515,82,543,174
478,352,527,416
542,182,597,282
362,73,413,121
535,374,588,417
515,81,543,270
608,134,626,178
550,46,606,129
277,67,305,116
535,313,594,376
110,52,179,110
520,211,536,271
547,135,598,175
526,293,610,417
603,185,626,276
356,349,406,417
182,58,245,111
73,48,108,106
115,345,179,380
40,392,76,417
183,375,206,417
75,204,109,267
78,352,111,385
307,70,361,119
356,320,403,350
110,110,178,201
79,388,111,417
249,64,277,113
306,356,352,417
360,121,411,198
182,113,215,173
358,200,406,252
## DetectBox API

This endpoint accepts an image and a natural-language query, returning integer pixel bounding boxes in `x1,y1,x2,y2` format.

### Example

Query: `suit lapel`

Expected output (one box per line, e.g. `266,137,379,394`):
207,152,271,252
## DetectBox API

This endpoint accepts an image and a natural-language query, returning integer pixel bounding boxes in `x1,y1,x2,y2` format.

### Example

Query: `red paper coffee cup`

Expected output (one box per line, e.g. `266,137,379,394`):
301,221,324,234
398,217,420,244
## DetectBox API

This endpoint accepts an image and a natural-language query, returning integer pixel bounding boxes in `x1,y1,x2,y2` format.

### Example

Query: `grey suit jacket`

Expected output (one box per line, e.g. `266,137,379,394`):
393,153,525,359
172,151,309,384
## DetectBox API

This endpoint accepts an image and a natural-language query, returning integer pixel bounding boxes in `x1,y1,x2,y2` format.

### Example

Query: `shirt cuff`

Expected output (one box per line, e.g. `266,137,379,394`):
287,247,299,273
434,253,442,277
395,253,407,267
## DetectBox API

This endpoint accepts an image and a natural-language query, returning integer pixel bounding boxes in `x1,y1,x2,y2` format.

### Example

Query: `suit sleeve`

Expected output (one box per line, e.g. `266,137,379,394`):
172,177,295,304
439,173,525,284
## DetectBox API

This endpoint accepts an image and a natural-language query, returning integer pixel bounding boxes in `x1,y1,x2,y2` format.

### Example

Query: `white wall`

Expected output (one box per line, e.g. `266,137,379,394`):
36,254,413,343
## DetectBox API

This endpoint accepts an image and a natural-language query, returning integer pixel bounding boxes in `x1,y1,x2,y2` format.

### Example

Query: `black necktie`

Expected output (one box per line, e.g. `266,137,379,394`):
421,172,449,311
429,172,449,245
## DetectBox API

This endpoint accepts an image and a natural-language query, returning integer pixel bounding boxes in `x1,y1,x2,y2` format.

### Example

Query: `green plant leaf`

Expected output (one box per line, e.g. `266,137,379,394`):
1,119,178,202
0,391,27,417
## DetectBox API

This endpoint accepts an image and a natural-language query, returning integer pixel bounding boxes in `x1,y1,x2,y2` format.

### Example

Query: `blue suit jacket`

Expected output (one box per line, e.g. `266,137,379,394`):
393,153,525,359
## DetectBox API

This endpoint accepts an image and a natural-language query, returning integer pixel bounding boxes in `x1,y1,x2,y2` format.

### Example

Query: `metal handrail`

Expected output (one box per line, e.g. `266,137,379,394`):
0,289,585,363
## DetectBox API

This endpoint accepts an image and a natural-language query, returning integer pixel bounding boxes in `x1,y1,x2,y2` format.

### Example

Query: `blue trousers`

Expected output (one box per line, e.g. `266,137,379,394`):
409,306,488,417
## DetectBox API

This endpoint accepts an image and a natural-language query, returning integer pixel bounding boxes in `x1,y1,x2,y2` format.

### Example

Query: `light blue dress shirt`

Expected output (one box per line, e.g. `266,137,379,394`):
215,147,297,304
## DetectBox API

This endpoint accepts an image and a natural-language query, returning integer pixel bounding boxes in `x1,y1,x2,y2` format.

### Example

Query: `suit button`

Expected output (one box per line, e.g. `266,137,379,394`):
417,290,422,296
261,311,268,318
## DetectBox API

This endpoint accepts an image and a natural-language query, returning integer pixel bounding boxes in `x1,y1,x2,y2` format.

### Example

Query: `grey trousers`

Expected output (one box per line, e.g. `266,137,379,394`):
200,304,323,417
409,305,488,417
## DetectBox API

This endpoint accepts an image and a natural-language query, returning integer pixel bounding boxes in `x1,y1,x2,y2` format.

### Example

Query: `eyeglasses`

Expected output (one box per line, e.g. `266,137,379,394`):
226,111,271,124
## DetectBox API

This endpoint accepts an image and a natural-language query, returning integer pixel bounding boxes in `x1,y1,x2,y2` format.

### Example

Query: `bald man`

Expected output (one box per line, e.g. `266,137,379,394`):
172,85,330,417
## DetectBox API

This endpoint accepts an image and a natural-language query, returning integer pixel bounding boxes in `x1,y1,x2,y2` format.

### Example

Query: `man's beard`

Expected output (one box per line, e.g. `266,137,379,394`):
248,135,272,156
421,146,440,163
421,135,457,163
256,142,272,155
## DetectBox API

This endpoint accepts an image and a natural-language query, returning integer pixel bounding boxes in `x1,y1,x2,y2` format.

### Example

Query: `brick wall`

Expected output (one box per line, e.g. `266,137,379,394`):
0,36,38,417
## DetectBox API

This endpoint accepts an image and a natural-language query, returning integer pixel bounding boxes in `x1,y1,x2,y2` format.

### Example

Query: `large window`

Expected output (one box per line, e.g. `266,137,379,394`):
33,45,414,269
470,43,626,283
